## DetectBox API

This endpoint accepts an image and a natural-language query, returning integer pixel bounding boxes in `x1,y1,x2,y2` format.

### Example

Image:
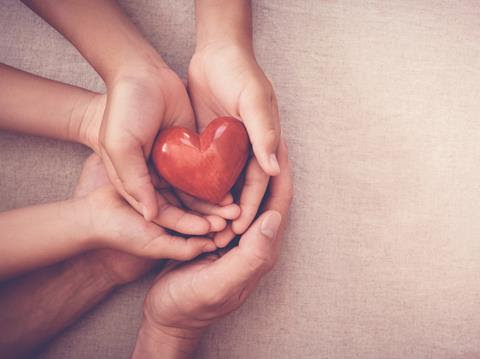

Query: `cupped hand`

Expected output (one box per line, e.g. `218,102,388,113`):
137,138,292,352
73,153,156,285
79,67,240,233
188,43,282,245
75,154,218,262
99,66,195,222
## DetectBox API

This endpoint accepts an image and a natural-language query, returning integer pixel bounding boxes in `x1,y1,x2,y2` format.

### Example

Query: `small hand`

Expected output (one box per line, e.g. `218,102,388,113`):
72,153,155,285
134,139,292,356
79,71,240,234
82,63,207,223
189,43,281,246
75,154,217,263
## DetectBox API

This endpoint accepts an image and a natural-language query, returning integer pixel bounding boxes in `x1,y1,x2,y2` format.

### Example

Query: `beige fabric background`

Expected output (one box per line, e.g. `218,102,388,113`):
1,1,480,358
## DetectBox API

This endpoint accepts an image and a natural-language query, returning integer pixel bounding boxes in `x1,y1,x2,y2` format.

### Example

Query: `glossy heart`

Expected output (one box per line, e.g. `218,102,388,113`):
152,117,250,203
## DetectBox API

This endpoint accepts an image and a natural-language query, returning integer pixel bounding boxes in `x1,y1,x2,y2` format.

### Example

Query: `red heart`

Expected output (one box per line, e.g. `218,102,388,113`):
152,117,250,203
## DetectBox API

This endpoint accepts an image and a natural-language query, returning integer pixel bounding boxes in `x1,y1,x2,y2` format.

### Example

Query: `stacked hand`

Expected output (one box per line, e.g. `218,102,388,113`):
133,139,292,357
9,0,291,357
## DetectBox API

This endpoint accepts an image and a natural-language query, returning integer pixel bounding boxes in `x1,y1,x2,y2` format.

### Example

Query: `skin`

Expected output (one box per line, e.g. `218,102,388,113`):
190,0,282,247
20,0,241,223
132,138,293,358
0,63,243,279
0,153,157,359
1,1,288,356
0,153,221,280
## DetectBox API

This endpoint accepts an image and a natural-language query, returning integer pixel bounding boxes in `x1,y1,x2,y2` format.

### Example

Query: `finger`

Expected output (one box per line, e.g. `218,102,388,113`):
100,138,158,222
262,137,293,231
196,210,282,294
138,234,217,261
231,158,269,235
196,137,292,290
213,225,236,248
238,84,281,176
99,149,142,210
154,192,211,235
206,215,227,232
176,190,241,219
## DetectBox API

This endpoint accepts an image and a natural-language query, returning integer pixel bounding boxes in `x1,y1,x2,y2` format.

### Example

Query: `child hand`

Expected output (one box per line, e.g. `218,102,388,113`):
78,75,241,234
188,43,281,247
75,155,217,260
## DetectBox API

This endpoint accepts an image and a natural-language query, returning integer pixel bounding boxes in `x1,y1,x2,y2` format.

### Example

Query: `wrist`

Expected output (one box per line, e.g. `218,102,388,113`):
133,316,203,359
75,93,105,153
195,0,253,53
69,195,102,250
106,52,169,89
66,250,120,291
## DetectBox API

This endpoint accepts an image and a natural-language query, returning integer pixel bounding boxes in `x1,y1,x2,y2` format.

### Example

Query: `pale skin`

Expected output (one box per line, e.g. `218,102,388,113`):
132,139,292,358
190,0,281,247
20,0,281,239
0,139,291,359
0,63,242,280
0,152,158,359
1,0,287,356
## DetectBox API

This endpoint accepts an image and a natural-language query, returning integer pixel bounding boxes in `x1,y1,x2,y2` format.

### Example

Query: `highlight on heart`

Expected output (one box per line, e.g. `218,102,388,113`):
0,1,292,358
152,117,250,203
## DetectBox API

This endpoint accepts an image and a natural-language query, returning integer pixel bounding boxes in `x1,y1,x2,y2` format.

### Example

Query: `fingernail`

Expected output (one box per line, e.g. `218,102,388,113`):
260,211,282,239
269,154,280,174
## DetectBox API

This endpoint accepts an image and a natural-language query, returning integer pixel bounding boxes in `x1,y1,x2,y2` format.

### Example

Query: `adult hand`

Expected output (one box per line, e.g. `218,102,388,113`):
132,139,292,358
189,41,281,246
24,0,240,225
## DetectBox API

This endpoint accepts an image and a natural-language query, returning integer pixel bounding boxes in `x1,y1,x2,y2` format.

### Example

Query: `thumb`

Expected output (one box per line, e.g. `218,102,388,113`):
239,86,281,176
100,143,158,221
240,210,282,270
199,210,282,293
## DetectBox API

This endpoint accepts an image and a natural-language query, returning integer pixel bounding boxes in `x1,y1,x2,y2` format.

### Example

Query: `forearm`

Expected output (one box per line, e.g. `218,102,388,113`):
132,319,202,359
0,63,101,149
195,0,252,50
0,198,93,279
22,0,166,84
0,252,118,358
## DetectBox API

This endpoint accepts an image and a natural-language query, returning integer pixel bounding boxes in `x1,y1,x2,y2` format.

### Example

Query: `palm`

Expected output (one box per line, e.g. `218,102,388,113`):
188,45,274,245
188,45,256,130
145,253,247,330
99,68,197,220
103,69,195,155
74,155,156,285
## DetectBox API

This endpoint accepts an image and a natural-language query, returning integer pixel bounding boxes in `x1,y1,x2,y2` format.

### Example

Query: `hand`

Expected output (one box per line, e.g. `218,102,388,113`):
75,154,217,262
72,153,156,285
189,43,281,246
132,139,292,358
99,65,198,222
79,70,241,234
